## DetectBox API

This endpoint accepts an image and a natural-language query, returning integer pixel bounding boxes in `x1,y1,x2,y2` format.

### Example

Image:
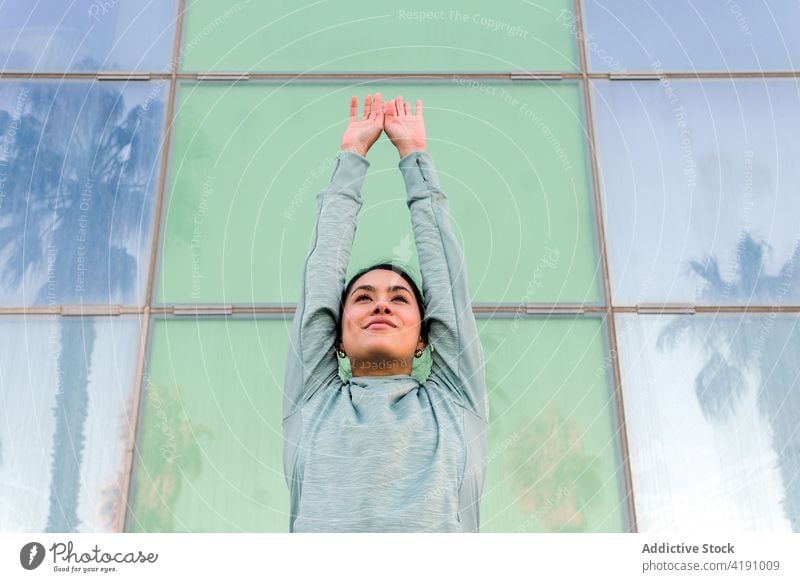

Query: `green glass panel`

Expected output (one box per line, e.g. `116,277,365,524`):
128,317,289,532
157,81,600,305
180,1,577,72
479,317,627,532
128,316,624,532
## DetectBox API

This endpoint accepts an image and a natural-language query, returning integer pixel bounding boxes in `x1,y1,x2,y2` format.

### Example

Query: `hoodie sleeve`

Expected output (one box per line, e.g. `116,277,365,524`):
282,150,368,420
399,150,489,422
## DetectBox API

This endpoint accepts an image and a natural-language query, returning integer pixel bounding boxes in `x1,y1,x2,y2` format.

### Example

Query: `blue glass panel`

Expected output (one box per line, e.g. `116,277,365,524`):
0,1,177,72
0,81,167,306
592,79,800,305
0,316,141,532
582,0,800,73
616,314,800,532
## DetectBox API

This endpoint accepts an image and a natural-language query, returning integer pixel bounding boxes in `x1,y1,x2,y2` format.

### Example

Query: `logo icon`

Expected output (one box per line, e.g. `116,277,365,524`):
20,542,46,570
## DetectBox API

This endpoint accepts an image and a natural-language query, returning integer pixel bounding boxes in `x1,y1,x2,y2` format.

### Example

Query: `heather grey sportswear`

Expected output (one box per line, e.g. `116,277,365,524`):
282,149,489,532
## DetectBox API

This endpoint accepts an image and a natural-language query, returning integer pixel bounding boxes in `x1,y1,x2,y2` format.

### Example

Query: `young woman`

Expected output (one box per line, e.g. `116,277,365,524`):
282,93,488,532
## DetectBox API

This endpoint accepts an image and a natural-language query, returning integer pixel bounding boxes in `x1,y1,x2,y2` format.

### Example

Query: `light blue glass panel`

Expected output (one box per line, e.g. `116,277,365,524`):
0,316,141,532
0,81,167,306
592,79,800,305
582,0,800,72
616,314,800,532
0,1,177,72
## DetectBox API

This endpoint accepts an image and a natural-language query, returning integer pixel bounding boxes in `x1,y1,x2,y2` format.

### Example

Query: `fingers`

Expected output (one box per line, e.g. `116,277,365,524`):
383,101,393,124
350,95,357,120
353,94,422,120
371,92,382,120
364,94,372,118
354,93,385,120
388,95,422,116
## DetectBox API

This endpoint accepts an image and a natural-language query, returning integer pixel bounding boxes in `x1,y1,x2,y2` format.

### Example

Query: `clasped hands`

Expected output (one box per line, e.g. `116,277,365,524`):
340,93,426,159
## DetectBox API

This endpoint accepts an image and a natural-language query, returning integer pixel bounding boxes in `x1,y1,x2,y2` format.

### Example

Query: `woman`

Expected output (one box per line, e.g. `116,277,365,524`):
283,93,488,532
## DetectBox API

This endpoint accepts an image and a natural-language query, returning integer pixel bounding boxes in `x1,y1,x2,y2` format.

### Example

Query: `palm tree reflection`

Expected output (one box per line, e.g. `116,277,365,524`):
131,379,210,532
0,82,163,531
657,231,800,531
505,404,602,532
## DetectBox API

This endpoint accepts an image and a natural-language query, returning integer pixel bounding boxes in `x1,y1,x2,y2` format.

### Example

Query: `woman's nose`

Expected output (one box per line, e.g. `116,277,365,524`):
373,299,392,313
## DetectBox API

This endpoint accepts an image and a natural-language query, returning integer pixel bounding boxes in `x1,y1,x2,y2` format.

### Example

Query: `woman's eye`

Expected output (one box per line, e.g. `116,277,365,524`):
354,294,407,302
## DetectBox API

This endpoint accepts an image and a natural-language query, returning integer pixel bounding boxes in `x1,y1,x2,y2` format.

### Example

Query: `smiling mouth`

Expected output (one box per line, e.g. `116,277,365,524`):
366,322,394,329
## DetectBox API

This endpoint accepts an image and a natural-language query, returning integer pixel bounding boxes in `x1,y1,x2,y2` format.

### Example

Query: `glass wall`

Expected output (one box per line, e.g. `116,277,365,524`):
128,317,288,532
582,0,800,72
156,80,599,305
591,79,800,306
0,1,177,72
0,317,141,532
0,81,167,306
479,317,627,532
179,0,578,73
616,314,799,532
2,0,797,533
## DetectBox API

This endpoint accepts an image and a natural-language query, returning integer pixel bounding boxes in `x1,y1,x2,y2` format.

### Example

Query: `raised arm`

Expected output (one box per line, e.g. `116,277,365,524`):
385,96,489,421
282,94,385,420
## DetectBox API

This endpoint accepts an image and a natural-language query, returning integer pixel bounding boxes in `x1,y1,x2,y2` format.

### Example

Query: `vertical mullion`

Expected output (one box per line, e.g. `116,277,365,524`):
573,0,638,532
116,0,187,533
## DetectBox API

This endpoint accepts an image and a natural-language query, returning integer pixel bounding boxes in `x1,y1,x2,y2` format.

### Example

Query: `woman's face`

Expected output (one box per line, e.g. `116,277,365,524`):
339,268,425,376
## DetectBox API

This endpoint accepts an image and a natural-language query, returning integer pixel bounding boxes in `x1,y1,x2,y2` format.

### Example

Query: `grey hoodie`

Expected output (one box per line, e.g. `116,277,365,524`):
282,149,488,532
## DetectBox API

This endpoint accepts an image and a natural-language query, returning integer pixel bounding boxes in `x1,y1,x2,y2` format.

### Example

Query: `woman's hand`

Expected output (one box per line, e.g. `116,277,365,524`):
383,95,426,158
340,93,385,158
